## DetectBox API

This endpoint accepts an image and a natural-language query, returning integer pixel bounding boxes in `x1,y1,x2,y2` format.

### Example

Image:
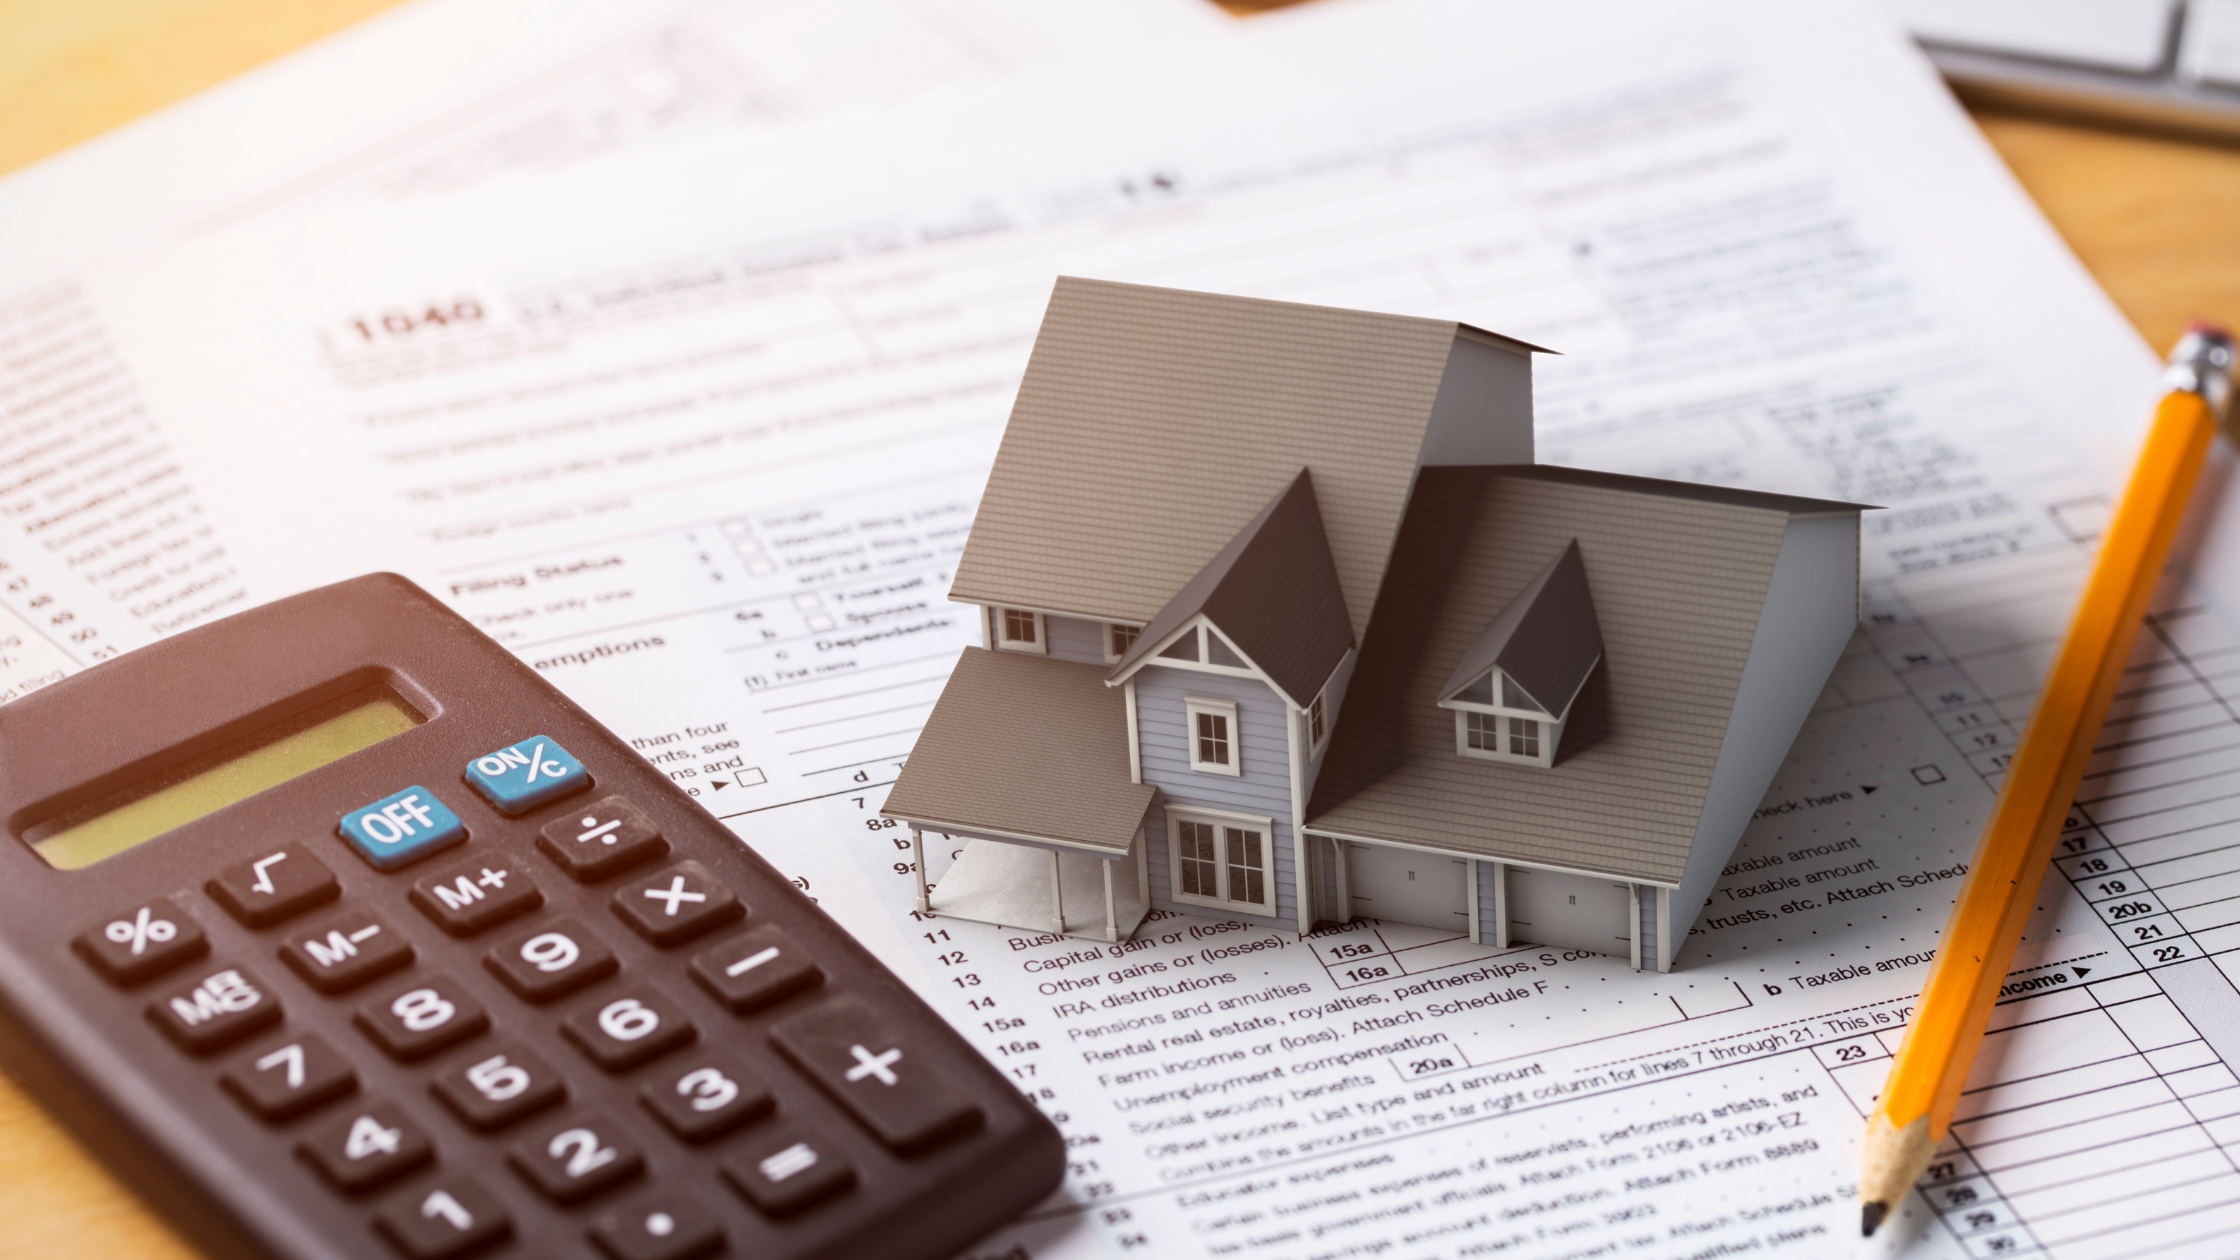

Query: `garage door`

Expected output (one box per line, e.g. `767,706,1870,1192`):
1504,866,1631,956
1346,842,1469,933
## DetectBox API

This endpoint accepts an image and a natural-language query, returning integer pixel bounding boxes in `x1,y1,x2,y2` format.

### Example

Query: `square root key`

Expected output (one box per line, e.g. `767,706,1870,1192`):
208,845,338,927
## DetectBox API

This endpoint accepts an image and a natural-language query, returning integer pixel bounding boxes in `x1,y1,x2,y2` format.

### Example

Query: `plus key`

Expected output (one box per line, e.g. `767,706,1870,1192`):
770,996,979,1154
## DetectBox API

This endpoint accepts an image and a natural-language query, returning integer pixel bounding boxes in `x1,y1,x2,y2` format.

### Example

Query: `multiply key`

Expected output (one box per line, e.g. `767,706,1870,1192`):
539,796,665,882
611,861,741,946
769,996,979,1154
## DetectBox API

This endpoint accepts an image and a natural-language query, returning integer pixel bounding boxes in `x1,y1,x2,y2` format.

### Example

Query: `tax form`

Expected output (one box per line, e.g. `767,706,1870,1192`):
18,0,2240,1255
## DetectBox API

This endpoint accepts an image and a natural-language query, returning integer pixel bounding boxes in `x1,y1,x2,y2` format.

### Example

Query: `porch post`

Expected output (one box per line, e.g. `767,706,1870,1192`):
1051,849,1064,935
1333,837,1351,921
1136,827,1149,908
1103,859,1118,943
1629,883,1642,972
1492,861,1509,948
1465,859,1481,944
911,829,930,915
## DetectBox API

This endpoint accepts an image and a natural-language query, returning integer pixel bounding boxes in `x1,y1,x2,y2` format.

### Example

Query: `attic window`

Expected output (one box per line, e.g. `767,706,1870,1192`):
1443,666,1577,769
1108,624,1140,661
996,608,1045,654
1307,691,1327,751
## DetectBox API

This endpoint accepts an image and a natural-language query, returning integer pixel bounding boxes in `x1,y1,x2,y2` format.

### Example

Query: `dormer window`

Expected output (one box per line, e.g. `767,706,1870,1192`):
995,608,1045,653
1107,624,1141,661
1445,668,1568,768
1434,540,1602,771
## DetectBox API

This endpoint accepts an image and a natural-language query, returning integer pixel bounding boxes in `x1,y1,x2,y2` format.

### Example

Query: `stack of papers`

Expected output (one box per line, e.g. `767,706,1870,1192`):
12,0,2240,1255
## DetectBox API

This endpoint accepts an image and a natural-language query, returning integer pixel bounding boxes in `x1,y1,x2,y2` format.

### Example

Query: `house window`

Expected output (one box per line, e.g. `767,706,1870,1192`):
1307,691,1327,751
1185,697,1240,775
1444,666,1568,768
1108,624,1140,660
1167,809,1275,913
1507,717,1540,758
996,607,1044,653
1464,711,1498,751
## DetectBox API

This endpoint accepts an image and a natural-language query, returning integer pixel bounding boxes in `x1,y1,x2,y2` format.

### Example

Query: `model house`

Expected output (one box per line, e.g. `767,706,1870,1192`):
880,278,1863,971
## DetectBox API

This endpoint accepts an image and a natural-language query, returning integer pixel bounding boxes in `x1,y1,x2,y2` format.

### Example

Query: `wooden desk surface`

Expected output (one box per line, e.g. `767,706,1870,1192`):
5,2,2240,1255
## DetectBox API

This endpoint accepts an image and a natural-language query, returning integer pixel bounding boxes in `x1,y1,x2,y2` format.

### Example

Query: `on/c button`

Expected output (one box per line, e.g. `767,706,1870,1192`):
338,786,466,871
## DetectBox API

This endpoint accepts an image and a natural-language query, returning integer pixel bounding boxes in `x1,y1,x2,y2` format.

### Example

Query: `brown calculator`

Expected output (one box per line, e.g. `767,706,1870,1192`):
0,573,1060,1259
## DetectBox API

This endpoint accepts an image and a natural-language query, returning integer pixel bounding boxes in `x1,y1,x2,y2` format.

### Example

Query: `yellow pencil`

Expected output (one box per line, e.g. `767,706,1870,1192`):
1861,323,2238,1237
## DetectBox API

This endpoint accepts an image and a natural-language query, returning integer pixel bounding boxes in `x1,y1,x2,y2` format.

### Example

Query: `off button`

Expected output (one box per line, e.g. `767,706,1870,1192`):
338,787,466,871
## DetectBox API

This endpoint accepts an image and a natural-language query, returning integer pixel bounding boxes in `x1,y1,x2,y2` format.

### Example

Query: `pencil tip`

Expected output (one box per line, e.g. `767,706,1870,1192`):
1861,1201,1888,1237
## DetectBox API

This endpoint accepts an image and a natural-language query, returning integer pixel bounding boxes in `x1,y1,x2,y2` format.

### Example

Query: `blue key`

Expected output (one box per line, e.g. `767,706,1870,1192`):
338,787,466,871
462,735,589,816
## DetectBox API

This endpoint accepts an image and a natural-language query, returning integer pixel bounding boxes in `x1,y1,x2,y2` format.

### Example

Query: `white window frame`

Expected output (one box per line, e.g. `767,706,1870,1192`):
1441,667,1568,768
1165,806,1277,914
1140,617,1261,679
1105,623,1142,664
1184,696,1241,775
1306,689,1329,755
994,607,1046,654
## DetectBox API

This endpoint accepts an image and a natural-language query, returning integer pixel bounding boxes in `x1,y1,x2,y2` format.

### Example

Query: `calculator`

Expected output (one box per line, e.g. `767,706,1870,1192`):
0,573,1060,1260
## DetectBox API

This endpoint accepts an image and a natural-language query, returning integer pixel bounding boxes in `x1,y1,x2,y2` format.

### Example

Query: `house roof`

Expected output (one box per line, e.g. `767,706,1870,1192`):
1437,538,1602,716
947,276,1540,638
1306,465,1864,886
882,647,1155,853
1108,470,1353,709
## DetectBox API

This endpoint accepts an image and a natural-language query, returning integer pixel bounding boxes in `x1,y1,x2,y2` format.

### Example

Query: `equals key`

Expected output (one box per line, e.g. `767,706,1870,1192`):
538,796,667,882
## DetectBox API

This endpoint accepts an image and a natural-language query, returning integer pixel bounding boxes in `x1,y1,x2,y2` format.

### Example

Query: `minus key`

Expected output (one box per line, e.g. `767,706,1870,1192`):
690,926,821,1015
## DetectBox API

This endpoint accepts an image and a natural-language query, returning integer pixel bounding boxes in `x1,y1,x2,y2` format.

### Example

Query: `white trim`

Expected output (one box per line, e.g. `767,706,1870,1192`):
1165,805,1278,915
881,815,1135,857
1657,886,1673,973
1285,696,1309,933
1104,623,1143,664
1184,696,1242,777
1453,709,1559,769
912,828,930,915
1050,850,1063,933
1492,862,1509,947
1465,859,1481,943
1628,883,1642,971
1108,613,1302,701
1135,826,1150,909
1123,679,1142,784
1103,859,1118,944
1305,689,1330,758
1302,827,1678,889
980,606,992,650
995,607,1047,654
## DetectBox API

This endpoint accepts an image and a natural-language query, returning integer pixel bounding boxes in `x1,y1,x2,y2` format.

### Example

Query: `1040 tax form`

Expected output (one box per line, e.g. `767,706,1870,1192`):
11,0,2240,1255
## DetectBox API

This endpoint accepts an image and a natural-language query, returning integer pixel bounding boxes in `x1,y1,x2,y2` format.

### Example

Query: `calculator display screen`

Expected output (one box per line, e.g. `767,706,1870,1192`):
26,686,424,871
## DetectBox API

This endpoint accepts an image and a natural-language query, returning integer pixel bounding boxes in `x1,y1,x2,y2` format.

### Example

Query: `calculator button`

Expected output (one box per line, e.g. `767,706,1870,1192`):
431,1040,567,1132
339,787,467,871
590,1194,725,1260
374,1176,513,1260
356,976,489,1062
298,1101,434,1194
689,926,821,1015
280,907,415,994
483,917,618,1003
770,996,980,1154
75,897,208,986
639,1054,773,1142
208,845,339,928
409,854,542,937
464,735,590,816
222,1033,357,1123
611,861,742,947
509,1113,645,1204
147,964,282,1055
562,986,696,1072
538,796,666,881
720,1126,854,1217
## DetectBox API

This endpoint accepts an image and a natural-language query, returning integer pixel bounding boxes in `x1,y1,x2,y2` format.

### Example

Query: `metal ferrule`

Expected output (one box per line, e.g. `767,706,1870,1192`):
2164,327,2237,417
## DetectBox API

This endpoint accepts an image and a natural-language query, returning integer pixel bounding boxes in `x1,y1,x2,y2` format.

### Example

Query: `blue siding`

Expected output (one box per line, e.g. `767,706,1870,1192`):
1135,665,1298,929
1046,615,1109,665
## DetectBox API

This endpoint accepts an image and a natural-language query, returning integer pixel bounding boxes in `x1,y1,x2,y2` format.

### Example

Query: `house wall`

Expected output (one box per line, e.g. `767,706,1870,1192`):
1638,884,1660,968
1299,647,1359,803
1046,614,1110,665
1134,664,1299,931
1664,513,1860,971
1419,337,1535,467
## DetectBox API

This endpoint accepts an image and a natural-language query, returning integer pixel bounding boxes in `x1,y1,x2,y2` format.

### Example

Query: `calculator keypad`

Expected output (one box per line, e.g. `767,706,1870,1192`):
356,975,489,1061
147,964,282,1054
590,1194,726,1260
510,1112,645,1203
374,1176,513,1260
430,1040,568,1131
612,861,743,947
208,845,339,928
720,1126,854,1217
562,987,697,1072
771,996,980,1154
638,1054,773,1143
689,925,822,1014
298,1101,434,1194
76,898,209,986
280,907,414,994
222,1033,358,1123
409,854,542,937
484,917,618,1002
539,796,667,881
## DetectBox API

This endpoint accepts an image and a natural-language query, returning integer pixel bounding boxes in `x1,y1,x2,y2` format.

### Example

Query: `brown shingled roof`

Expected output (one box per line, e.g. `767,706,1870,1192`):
882,647,1155,853
1437,538,1602,717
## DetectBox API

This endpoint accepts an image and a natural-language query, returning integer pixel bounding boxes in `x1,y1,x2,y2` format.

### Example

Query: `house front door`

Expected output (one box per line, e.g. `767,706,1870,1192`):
1345,842,1469,934
1504,866,1632,957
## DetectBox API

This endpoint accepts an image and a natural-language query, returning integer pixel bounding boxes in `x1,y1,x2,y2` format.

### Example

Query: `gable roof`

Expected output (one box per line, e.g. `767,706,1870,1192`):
1437,539,1602,716
947,276,1542,638
1306,465,1864,885
882,648,1155,853
1107,470,1353,708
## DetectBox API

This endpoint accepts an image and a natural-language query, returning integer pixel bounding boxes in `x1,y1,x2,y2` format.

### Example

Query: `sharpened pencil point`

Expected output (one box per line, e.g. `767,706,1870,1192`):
1862,1201,1887,1237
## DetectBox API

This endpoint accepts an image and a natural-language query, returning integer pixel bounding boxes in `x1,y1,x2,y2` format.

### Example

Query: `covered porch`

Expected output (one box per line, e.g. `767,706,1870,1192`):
917,830,1151,943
